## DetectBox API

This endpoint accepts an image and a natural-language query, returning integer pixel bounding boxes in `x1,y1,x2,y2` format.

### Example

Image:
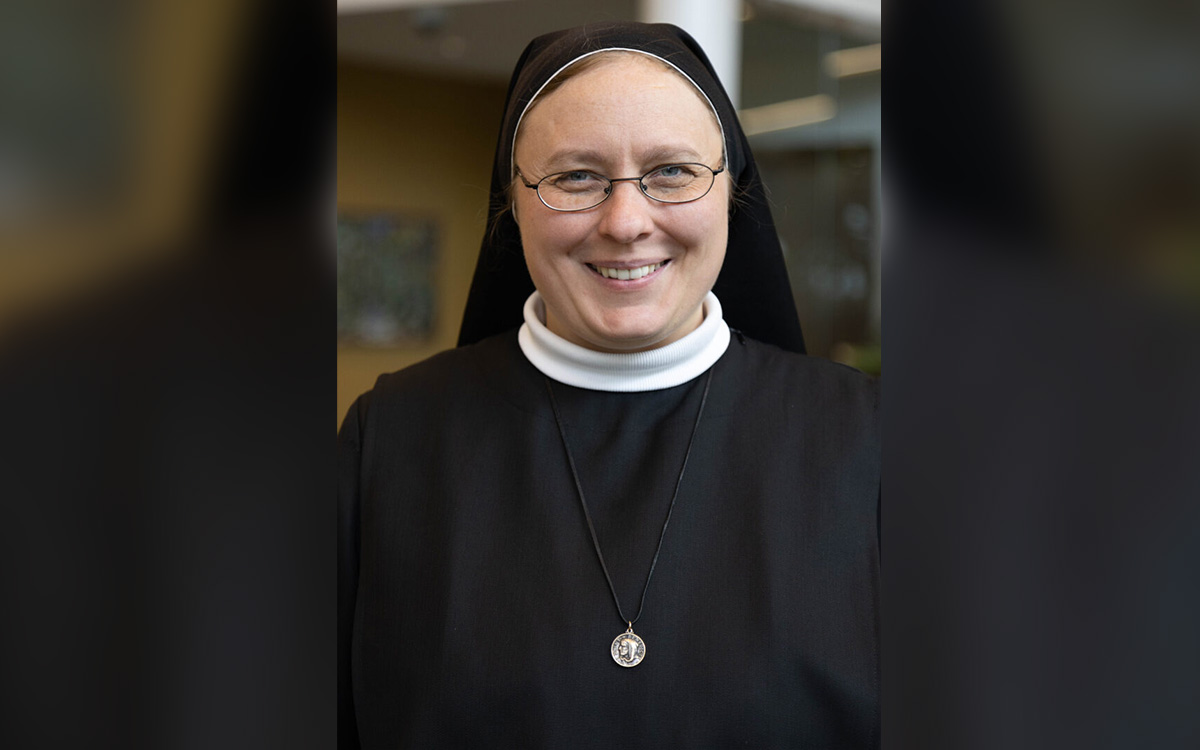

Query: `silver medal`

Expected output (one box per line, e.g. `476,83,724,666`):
611,628,646,668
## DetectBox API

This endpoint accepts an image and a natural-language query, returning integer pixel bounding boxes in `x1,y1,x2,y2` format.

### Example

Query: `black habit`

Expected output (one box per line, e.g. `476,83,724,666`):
338,332,879,747
340,21,879,749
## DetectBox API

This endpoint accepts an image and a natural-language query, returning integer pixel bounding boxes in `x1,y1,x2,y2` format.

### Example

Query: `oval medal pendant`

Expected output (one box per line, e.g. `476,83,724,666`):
611,628,646,668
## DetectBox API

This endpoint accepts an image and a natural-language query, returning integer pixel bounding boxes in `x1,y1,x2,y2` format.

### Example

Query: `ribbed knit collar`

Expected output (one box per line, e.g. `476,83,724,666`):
517,291,730,392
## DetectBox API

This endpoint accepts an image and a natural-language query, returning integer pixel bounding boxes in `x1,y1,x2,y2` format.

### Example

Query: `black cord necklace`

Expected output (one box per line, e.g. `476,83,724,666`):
544,367,714,668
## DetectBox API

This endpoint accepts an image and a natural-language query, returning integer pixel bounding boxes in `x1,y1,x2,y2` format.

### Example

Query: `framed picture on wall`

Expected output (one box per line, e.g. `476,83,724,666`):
336,212,438,346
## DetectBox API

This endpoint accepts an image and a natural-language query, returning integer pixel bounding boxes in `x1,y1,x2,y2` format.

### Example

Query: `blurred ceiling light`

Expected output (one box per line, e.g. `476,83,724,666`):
337,0,506,15
758,0,881,33
739,94,836,136
825,43,881,77
412,6,450,33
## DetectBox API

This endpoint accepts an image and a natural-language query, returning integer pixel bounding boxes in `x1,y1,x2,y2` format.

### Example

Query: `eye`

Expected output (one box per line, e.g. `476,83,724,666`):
644,164,700,189
547,170,605,193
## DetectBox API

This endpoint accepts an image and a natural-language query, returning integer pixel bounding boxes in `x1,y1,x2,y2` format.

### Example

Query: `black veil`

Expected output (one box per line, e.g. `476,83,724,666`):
457,21,806,354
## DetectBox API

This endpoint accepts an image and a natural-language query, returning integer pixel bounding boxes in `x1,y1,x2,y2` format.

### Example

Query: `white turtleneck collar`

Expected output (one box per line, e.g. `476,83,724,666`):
517,291,731,392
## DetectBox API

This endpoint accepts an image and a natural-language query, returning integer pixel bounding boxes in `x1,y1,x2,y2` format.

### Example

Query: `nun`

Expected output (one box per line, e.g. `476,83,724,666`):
339,21,879,749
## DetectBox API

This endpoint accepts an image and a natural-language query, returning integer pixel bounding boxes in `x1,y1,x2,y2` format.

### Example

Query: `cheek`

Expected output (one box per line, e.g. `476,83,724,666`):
671,200,729,253
514,194,550,266
518,204,592,261
673,203,728,289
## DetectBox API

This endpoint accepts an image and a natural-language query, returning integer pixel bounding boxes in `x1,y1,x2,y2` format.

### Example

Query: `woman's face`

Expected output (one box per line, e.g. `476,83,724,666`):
513,56,729,352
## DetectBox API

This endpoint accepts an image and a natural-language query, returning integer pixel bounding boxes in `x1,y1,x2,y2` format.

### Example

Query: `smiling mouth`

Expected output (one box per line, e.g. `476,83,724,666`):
586,260,668,280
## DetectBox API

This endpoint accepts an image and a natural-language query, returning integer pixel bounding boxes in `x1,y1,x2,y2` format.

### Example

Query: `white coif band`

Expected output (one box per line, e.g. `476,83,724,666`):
509,47,728,182
518,291,731,392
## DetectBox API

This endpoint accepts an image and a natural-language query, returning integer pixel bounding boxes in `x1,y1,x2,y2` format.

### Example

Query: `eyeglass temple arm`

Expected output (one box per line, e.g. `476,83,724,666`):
514,169,539,189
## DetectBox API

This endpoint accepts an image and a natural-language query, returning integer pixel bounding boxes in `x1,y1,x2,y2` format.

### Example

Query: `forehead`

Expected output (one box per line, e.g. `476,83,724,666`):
514,55,724,170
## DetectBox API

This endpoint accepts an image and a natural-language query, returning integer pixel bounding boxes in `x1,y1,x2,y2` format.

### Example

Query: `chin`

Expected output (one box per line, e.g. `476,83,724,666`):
586,323,674,352
581,303,701,350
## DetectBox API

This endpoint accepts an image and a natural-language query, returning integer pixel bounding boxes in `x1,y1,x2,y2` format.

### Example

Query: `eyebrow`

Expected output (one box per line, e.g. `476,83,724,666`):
539,145,708,173
540,149,607,172
640,145,706,164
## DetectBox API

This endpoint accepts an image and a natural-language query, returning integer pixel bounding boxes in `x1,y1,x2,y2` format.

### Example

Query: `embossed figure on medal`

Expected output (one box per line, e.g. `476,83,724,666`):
544,367,714,667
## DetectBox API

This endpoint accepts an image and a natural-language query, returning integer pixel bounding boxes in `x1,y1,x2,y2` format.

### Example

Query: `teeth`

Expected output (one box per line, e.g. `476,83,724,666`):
593,262,664,280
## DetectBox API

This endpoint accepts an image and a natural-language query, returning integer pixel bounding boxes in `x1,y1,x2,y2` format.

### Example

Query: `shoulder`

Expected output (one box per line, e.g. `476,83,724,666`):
342,330,532,436
371,330,520,400
339,330,525,462
728,335,879,418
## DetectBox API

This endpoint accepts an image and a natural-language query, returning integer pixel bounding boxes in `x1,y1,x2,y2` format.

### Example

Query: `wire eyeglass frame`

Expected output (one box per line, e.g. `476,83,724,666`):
516,163,725,212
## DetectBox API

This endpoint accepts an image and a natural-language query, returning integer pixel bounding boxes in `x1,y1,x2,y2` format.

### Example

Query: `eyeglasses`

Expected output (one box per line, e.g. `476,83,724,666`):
516,163,725,212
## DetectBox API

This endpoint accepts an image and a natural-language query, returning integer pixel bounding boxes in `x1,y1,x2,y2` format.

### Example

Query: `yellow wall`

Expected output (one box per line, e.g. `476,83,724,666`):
0,1,249,333
337,62,507,427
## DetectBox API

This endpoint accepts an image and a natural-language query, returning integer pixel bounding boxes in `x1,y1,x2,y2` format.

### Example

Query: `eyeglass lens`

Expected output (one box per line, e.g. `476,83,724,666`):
537,164,716,211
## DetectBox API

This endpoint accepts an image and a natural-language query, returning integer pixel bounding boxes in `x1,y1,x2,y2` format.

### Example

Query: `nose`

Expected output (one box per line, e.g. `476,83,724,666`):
596,180,654,244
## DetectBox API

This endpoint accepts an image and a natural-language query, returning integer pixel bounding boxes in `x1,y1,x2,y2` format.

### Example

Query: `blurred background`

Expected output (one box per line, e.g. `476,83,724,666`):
0,2,335,748
335,0,883,425
2,0,1196,746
